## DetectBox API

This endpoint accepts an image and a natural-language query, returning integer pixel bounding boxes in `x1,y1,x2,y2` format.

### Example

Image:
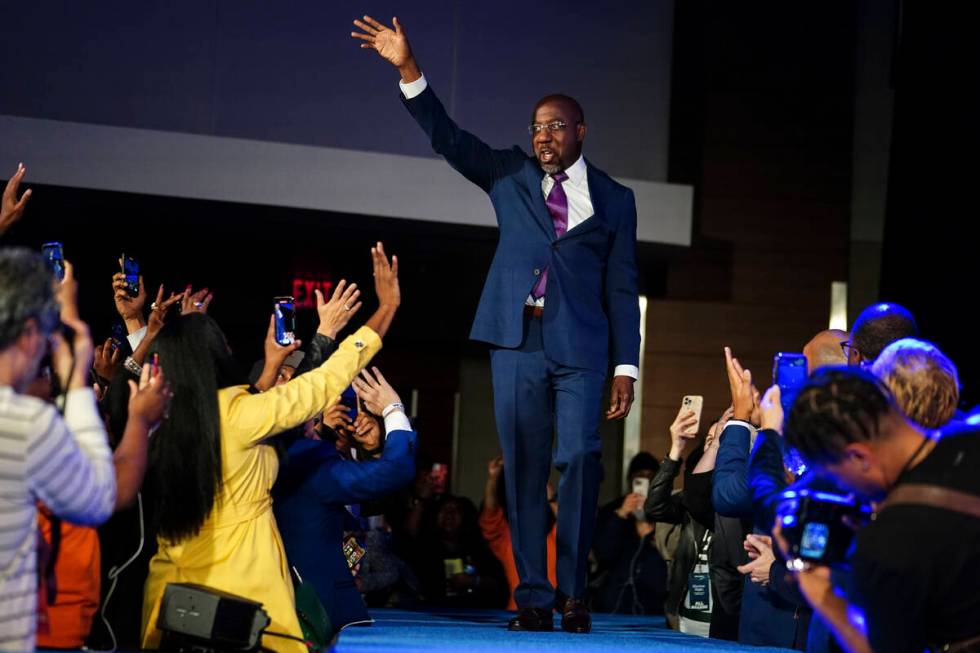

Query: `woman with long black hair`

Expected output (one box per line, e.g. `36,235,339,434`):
140,244,399,653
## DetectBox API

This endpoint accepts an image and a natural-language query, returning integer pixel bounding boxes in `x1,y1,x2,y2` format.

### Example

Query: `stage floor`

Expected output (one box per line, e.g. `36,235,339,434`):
334,609,795,652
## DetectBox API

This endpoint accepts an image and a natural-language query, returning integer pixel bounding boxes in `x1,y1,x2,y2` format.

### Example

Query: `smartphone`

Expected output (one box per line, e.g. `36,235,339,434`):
631,477,650,521
340,386,358,422
273,296,296,346
342,535,366,569
41,242,65,281
110,323,127,353
681,395,704,435
120,254,140,297
430,463,448,495
773,353,808,414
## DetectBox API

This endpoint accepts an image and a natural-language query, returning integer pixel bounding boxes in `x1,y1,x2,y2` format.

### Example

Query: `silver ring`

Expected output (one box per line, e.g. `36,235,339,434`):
343,304,352,311
150,302,159,311
194,301,204,308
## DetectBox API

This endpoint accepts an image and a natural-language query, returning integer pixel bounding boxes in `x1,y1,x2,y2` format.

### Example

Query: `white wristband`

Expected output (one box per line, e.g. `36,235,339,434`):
382,402,405,418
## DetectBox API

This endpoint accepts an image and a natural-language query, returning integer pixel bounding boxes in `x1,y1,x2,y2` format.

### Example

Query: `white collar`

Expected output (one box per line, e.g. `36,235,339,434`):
564,155,587,185
545,155,587,185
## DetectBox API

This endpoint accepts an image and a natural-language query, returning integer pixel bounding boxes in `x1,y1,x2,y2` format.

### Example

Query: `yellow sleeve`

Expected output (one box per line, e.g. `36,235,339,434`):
219,326,381,447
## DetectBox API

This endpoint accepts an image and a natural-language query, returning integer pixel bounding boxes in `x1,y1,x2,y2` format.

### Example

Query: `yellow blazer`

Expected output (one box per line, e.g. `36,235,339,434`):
141,326,381,653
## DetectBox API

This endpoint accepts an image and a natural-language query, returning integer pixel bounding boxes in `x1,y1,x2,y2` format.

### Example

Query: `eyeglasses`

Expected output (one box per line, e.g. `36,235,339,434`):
840,341,864,362
527,120,568,135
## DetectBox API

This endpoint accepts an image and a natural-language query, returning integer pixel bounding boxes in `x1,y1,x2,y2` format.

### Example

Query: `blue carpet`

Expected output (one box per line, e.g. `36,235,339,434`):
334,609,795,652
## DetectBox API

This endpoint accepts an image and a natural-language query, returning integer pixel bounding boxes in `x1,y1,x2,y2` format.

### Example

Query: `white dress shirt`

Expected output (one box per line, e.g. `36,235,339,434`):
400,74,638,380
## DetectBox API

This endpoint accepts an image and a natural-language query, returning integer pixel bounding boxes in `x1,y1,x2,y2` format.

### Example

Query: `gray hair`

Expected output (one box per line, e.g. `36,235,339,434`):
0,248,60,350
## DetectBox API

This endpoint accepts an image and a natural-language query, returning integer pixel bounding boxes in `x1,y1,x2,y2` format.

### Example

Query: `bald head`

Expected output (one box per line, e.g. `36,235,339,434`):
532,94,585,125
803,329,850,374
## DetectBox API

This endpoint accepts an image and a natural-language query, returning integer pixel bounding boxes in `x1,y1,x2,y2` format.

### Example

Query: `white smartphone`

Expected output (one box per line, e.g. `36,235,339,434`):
681,395,704,435
632,477,650,521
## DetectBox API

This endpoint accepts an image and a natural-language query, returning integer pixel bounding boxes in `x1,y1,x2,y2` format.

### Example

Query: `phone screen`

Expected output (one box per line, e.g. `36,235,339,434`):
773,353,808,413
273,296,296,346
42,242,65,281
121,254,140,297
800,522,830,559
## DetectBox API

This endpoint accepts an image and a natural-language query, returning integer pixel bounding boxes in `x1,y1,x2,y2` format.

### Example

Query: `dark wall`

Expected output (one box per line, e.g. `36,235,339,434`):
0,1,674,181
640,1,856,458
880,1,978,407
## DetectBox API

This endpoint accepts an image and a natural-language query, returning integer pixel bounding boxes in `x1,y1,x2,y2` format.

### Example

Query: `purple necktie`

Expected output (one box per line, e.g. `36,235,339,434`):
531,172,569,300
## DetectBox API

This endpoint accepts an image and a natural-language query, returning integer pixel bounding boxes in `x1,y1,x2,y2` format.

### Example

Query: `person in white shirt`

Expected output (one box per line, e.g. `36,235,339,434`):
0,249,116,652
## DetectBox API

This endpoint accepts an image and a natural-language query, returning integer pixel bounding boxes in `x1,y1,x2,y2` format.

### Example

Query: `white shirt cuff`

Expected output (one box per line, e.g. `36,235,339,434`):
613,365,639,380
723,419,755,432
383,410,412,438
127,326,147,352
399,73,428,99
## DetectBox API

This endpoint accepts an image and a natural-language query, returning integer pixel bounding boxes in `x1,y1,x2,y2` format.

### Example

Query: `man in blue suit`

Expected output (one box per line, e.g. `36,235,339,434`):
353,15,641,634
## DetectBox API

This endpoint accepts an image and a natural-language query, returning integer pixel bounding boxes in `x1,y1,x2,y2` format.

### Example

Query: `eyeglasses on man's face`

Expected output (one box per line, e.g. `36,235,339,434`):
527,120,569,136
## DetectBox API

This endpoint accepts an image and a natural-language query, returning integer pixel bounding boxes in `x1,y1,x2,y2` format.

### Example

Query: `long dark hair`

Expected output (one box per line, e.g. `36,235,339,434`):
147,314,244,542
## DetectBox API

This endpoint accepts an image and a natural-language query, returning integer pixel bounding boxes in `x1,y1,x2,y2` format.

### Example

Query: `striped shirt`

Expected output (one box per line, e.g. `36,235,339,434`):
0,387,115,652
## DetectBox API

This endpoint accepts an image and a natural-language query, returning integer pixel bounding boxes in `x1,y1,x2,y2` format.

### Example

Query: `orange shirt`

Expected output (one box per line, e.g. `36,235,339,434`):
479,505,557,610
36,507,101,648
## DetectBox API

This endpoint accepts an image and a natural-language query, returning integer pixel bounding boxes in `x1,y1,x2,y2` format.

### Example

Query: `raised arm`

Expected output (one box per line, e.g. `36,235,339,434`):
224,244,399,444
351,15,524,193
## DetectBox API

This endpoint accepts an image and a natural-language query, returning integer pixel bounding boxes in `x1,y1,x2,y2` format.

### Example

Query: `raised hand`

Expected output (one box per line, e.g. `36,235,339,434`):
93,338,124,382
615,493,646,519
668,406,700,460
351,15,420,80
1,163,32,236
372,242,400,308
53,262,95,390
315,279,362,339
180,285,213,315
127,361,172,432
147,285,183,337
352,366,401,416
759,385,785,434
112,270,147,330
253,314,303,392
725,346,757,422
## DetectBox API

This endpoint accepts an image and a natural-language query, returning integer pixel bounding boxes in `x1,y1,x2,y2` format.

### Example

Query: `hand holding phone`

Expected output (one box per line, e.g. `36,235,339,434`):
120,254,140,297
631,477,651,521
273,296,296,346
42,242,65,281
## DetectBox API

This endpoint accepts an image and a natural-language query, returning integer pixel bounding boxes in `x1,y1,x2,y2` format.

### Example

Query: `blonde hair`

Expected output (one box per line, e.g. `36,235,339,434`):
871,338,960,428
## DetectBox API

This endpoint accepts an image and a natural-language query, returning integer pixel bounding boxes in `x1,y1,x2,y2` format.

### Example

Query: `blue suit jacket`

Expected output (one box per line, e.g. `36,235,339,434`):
402,86,641,372
273,429,417,630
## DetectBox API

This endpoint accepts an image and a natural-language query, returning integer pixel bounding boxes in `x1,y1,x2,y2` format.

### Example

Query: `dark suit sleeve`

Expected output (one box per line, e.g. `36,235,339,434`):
712,423,754,518
748,428,790,533
605,188,641,368
401,85,525,195
311,429,417,505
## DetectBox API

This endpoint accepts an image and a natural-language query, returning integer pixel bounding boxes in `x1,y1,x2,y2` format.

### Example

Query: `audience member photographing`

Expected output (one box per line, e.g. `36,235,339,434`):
593,452,668,617
781,367,980,653
139,243,399,653
0,250,116,652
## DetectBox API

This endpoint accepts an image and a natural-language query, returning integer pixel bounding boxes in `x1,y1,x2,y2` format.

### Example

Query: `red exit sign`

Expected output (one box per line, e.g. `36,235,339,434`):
292,278,334,309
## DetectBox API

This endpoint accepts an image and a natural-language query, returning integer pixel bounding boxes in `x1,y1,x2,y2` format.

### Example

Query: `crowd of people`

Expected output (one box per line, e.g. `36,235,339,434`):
3,156,978,653
2,13,979,650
